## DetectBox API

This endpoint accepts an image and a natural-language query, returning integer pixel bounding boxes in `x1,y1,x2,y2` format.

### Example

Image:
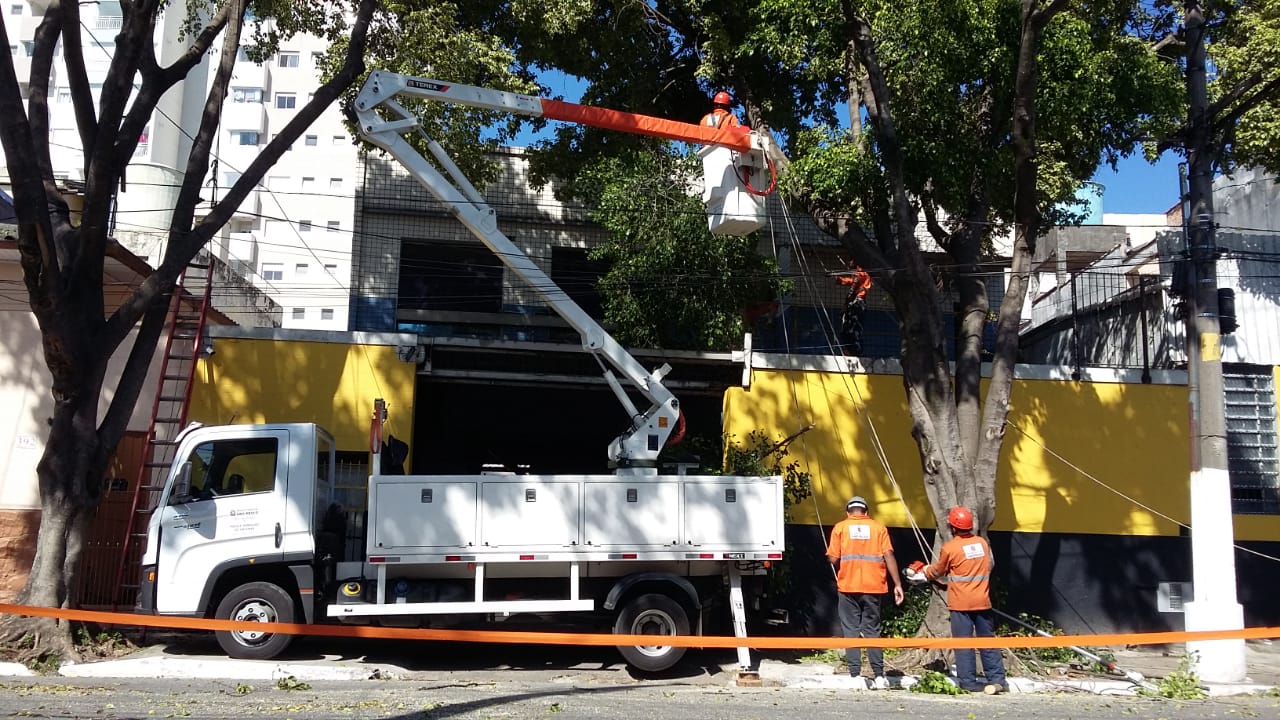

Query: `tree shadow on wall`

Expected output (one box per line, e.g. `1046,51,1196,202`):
995,381,1191,634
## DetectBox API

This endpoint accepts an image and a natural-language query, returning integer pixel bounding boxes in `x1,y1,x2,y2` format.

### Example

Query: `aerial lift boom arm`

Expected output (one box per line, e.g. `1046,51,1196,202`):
353,71,767,472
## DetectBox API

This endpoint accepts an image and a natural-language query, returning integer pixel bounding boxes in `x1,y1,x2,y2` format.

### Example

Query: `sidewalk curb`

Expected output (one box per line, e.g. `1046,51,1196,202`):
0,662,34,677
55,656,399,682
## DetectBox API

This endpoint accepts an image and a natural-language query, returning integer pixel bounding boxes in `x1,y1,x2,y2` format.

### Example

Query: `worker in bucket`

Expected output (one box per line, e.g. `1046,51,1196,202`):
905,506,1008,695
701,91,744,130
826,496,905,690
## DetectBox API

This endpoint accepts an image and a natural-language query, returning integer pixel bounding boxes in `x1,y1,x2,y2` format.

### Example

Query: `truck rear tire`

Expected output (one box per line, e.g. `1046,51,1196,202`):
613,593,690,673
214,581,296,660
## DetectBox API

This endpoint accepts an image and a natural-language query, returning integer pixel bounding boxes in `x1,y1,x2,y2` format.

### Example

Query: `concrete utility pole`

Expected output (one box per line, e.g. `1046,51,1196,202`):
1180,0,1246,683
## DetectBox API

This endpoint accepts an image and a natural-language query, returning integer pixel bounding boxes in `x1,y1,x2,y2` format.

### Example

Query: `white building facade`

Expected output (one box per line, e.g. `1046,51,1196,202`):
3,0,355,330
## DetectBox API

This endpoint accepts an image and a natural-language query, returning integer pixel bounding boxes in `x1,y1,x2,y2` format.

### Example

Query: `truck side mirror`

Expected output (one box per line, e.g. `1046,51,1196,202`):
171,462,193,504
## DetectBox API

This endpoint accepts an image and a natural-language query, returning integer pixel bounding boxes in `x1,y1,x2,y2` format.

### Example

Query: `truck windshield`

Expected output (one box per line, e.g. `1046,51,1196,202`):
176,437,280,502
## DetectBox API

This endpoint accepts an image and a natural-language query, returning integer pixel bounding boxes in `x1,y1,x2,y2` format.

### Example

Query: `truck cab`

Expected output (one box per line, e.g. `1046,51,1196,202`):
137,423,337,658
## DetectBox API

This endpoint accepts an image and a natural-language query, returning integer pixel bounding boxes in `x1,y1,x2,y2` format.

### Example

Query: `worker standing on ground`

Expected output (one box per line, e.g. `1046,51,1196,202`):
838,264,872,355
826,496,905,689
701,91,742,129
906,506,1008,694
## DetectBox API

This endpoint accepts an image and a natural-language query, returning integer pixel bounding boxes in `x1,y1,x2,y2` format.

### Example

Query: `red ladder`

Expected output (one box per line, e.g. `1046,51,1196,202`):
110,253,215,609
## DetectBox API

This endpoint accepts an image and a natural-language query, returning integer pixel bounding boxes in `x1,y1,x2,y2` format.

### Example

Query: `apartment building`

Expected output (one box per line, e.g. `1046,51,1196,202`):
3,0,353,330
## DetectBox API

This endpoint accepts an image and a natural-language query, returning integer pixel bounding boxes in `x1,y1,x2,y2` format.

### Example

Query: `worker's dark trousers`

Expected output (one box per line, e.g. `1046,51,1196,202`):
838,592,883,677
840,297,866,355
950,609,1006,689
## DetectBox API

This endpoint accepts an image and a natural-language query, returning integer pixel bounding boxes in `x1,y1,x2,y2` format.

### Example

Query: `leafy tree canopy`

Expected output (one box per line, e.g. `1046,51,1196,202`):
574,145,786,351
326,0,540,185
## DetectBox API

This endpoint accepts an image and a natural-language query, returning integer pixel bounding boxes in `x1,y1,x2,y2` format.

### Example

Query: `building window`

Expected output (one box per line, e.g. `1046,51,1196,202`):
332,135,345,146
399,240,504,313
8,45,16,56
261,262,283,281
299,220,312,232
295,263,309,275
277,51,299,68
10,4,22,15
292,308,305,320
311,51,323,65
1225,367,1280,515
304,135,318,146
329,177,342,190
550,247,607,319
56,87,71,103
22,40,34,56
275,92,296,109
324,263,339,274
320,308,335,321
231,131,259,146
231,87,262,103
327,220,340,232
300,176,314,189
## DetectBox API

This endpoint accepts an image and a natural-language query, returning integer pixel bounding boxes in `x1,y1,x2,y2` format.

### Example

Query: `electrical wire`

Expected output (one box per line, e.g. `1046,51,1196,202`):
1002,419,1280,565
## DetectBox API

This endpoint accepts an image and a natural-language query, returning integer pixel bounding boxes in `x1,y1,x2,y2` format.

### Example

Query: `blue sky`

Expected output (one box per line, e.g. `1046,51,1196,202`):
1091,152,1182,215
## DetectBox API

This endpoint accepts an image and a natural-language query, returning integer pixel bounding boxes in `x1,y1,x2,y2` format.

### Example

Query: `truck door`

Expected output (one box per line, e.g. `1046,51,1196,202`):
155,429,291,614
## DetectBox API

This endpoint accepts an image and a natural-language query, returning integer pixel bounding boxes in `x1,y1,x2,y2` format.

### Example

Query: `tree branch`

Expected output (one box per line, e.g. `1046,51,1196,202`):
188,0,379,247
1152,31,1183,53
1211,73,1280,137
921,196,950,249
100,0,251,348
157,1,234,86
1207,71,1263,119
82,0,155,238
57,0,98,161
0,13,64,288
25,7,62,183
847,11,922,272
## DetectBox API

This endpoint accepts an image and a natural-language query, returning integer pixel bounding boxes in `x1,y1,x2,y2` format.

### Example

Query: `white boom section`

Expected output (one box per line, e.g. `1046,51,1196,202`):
353,72,680,471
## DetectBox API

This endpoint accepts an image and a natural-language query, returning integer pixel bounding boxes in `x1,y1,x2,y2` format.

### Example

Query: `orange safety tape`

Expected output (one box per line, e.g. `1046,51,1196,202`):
3,603,1279,650
540,100,756,153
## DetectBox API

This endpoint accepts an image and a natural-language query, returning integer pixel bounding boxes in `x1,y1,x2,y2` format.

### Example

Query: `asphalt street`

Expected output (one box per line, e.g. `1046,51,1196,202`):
2,675,1279,720
4,632,1279,718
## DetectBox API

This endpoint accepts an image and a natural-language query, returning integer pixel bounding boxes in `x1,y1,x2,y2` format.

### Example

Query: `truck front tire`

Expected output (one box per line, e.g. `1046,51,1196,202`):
214,581,296,660
613,593,690,673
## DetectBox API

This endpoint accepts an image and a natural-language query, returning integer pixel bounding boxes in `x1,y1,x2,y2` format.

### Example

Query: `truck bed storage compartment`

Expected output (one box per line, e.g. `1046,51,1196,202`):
368,474,783,556
371,481,478,549
583,482,680,547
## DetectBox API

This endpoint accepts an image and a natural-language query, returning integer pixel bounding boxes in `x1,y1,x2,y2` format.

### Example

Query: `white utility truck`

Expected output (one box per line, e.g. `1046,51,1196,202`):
136,73,783,672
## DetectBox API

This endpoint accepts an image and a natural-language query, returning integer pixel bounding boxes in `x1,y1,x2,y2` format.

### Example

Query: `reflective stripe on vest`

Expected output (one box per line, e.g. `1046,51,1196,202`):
841,553,885,563
948,574,990,582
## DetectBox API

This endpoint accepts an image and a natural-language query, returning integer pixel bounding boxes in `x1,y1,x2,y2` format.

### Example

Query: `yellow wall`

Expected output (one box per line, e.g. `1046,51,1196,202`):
721,369,1274,540
188,338,417,454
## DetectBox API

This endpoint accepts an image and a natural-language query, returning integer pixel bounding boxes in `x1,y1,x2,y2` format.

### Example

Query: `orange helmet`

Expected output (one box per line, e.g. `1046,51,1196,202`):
713,91,732,107
947,506,974,531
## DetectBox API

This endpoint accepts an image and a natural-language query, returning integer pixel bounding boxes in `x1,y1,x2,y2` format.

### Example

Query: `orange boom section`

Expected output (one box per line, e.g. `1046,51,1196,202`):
540,99,755,153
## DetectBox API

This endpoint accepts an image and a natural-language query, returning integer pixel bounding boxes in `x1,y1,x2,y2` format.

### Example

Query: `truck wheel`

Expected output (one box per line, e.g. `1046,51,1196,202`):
613,593,690,673
214,581,295,660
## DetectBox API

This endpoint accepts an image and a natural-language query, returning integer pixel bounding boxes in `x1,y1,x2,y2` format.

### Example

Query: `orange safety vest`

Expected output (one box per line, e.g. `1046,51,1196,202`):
852,268,872,299
700,108,741,129
924,533,994,611
837,267,873,299
826,516,893,594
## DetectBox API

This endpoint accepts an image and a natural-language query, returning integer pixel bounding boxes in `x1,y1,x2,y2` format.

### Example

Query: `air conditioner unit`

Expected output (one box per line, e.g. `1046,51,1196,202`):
1157,581,1191,613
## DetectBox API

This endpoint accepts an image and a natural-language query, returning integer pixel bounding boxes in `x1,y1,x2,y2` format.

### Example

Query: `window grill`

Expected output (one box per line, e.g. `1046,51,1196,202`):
1224,367,1280,515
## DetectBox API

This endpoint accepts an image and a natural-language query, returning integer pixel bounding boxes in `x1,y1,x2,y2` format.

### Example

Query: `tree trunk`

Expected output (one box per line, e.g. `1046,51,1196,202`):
2,374,107,653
